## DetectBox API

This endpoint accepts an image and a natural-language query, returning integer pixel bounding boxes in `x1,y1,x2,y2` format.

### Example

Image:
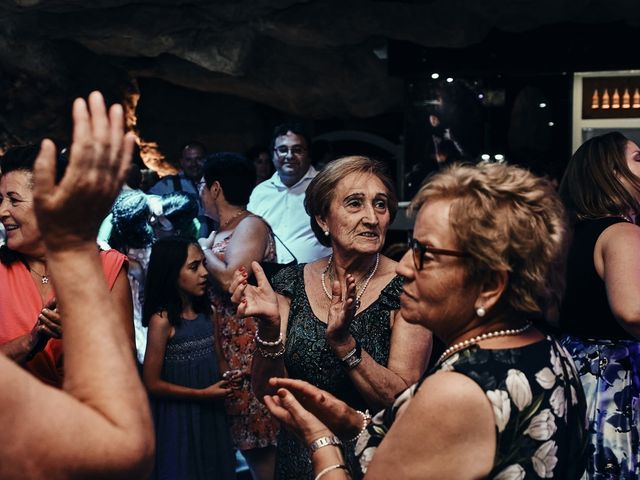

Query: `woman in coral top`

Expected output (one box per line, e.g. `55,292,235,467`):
0,144,133,388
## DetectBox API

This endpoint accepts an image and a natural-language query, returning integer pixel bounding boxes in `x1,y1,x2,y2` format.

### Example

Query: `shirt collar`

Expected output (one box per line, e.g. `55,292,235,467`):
270,166,317,190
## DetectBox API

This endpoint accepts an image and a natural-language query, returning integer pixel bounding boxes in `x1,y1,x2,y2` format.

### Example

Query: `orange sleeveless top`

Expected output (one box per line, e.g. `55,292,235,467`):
0,249,126,387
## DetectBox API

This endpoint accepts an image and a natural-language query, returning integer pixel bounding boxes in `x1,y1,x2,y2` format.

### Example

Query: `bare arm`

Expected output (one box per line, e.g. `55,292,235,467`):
364,372,495,479
0,92,153,479
111,267,137,354
203,217,270,291
327,277,432,410
342,312,432,410
596,222,640,338
263,372,495,480
142,313,233,401
229,262,291,399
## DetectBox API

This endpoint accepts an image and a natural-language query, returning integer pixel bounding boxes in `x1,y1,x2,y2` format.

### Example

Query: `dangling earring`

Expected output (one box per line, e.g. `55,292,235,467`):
476,306,486,318
324,230,330,237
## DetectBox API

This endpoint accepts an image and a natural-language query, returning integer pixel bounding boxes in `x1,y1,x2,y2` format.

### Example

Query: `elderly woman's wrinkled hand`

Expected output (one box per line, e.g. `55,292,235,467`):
32,91,134,252
268,377,363,441
230,261,280,327
325,274,358,351
264,384,334,446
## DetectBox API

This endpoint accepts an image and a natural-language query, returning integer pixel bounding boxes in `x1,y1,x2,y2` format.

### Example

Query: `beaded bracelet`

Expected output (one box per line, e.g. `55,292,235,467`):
256,342,286,359
314,464,349,480
347,409,371,442
255,330,283,347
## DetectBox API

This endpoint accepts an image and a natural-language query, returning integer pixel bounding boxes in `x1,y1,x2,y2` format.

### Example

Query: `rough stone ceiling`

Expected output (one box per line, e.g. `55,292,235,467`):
1,0,639,145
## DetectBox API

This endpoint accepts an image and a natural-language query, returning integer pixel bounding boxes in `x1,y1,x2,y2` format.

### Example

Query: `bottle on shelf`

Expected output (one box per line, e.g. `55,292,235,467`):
591,89,599,109
602,89,610,109
622,88,631,109
612,89,620,109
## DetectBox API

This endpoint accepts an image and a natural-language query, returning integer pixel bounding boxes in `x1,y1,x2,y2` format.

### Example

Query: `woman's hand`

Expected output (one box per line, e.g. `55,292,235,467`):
35,307,62,340
32,92,135,253
202,379,234,400
325,274,358,353
229,262,280,330
264,387,334,445
267,377,363,440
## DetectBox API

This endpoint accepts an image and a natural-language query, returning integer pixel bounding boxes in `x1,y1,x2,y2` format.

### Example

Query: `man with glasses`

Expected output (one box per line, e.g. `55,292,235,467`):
150,141,213,236
247,123,331,263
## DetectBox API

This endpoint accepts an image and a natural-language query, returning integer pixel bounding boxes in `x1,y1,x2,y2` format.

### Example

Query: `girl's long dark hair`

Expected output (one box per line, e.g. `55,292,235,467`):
142,237,210,327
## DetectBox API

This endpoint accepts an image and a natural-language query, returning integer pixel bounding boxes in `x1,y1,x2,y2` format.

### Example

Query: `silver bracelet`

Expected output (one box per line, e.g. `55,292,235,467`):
347,409,371,442
308,435,342,454
255,330,283,347
314,463,348,480
256,342,285,359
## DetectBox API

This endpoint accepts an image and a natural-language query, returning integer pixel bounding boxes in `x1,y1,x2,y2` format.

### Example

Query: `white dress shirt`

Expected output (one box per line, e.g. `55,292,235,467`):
247,166,331,264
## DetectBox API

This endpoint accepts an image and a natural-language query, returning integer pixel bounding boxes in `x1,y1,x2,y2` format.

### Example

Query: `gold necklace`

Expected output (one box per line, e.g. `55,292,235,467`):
321,254,380,311
28,265,50,284
219,209,247,231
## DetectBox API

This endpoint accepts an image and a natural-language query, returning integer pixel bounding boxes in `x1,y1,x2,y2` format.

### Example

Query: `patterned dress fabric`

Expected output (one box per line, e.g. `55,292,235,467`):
356,336,588,479
560,217,640,479
209,223,279,451
150,313,235,480
272,264,401,479
561,337,640,479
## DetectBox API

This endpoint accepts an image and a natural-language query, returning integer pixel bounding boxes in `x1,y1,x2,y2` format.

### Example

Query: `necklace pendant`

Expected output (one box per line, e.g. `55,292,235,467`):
353,299,361,311
41,276,49,284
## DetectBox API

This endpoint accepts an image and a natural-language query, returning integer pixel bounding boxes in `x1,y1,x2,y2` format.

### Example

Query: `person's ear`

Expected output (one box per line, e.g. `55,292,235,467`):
474,270,508,316
315,215,329,237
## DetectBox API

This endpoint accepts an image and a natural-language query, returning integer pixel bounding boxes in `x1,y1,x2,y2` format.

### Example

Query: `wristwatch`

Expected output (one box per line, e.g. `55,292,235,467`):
339,339,362,370
308,435,342,454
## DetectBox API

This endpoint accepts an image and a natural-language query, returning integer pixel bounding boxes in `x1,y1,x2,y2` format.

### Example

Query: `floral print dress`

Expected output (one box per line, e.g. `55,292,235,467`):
355,336,588,479
209,223,279,451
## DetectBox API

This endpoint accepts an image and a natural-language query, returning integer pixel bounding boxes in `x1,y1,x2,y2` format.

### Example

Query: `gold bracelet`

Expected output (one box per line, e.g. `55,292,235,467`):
314,463,348,480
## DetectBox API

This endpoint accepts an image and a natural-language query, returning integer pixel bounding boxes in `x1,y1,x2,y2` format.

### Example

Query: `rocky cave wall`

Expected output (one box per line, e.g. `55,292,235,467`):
1,0,639,169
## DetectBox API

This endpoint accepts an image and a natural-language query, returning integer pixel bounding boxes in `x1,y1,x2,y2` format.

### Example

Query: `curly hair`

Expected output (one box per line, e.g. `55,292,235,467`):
410,162,568,320
304,155,398,247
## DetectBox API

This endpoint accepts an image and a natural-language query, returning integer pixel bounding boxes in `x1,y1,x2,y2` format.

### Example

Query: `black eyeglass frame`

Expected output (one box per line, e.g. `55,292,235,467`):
273,145,307,157
409,237,470,270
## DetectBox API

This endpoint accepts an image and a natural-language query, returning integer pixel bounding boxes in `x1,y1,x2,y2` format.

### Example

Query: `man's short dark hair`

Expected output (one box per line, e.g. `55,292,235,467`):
179,141,207,156
271,122,311,150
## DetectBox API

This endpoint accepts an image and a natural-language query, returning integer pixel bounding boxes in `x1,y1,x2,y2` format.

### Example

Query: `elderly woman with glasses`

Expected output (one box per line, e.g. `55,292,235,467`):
256,162,587,480
230,155,432,479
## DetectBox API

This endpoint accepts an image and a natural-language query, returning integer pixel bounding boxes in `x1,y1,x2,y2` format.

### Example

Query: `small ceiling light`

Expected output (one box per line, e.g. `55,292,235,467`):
481,154,490,161
446,77,454,83
539,102,547,108
431,73,440,80
478,93,484,99
494,154,505,162
548,121,554,127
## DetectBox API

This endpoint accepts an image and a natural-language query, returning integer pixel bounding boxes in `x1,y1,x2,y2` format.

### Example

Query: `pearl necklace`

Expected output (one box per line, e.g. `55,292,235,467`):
321,253,379,311
437,322,533,365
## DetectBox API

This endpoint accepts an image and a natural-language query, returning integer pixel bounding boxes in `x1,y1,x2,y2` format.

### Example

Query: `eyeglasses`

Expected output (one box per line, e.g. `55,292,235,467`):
409,237,470,270
273,145,306,157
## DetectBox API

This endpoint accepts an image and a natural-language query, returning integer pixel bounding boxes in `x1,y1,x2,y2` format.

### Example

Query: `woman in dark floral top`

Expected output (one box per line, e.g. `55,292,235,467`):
259,163,587,479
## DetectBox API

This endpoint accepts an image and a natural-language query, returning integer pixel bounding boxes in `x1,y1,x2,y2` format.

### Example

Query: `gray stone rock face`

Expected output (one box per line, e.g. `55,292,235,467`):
0,0,638,157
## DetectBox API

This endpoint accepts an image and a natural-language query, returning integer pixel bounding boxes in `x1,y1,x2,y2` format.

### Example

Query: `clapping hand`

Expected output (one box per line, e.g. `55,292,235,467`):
266,377,363,441
229,261,280,329
32,91,134,252
325,274,357,351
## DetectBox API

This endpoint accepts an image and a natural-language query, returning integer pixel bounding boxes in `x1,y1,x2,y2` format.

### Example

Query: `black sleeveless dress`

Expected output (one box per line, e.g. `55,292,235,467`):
272,264,401,479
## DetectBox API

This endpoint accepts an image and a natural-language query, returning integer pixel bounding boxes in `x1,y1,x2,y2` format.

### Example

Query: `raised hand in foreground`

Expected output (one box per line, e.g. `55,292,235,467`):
0,92,153,480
